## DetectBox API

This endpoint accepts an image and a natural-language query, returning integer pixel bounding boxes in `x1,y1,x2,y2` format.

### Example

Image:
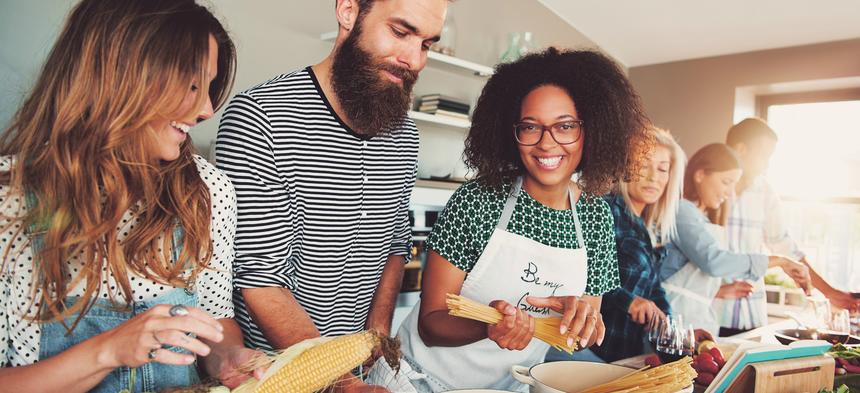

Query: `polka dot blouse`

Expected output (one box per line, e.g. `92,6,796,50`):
0,155,237,366
426,179,621,296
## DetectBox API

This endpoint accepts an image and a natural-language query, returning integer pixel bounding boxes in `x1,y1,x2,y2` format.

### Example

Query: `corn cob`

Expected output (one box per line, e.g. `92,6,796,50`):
224,330,399,393
257,331,377,393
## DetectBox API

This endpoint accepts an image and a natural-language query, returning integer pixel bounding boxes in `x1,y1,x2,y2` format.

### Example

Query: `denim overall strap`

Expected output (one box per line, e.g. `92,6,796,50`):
171,223,195,296
38,290,200,393
25,191,200,392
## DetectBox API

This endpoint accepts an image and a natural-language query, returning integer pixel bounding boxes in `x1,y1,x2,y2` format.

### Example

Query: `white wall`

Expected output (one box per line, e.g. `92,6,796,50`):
629,38,860,155
0,0,75,128
0,0,603,176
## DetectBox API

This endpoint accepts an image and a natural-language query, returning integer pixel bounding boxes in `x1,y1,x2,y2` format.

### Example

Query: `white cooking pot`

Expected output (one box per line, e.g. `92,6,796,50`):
443,390,514,393
510,361,693,393
510,361,630,393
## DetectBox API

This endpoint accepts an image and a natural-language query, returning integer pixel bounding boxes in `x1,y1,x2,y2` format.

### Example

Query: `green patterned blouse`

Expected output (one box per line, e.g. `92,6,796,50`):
426,179,620,296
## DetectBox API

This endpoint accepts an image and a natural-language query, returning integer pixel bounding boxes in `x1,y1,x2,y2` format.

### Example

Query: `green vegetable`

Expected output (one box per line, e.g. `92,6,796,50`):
818,384,850,393
829,344,860,360
764,272,798,288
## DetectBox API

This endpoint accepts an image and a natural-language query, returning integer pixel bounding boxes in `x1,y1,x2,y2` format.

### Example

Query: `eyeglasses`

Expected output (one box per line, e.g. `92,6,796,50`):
513,120,584,146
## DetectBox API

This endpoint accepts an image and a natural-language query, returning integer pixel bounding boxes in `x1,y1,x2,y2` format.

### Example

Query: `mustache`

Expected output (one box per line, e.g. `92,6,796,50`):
378,62,418,86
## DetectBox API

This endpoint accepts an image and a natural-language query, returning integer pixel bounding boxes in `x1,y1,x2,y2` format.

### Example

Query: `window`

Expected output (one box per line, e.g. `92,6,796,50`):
766,100,860,199
760,94,860,292
777,198,860,293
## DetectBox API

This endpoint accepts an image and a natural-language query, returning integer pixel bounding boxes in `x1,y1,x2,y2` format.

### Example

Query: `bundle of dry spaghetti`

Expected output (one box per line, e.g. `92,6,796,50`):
445,293,578,353
578,357,697,393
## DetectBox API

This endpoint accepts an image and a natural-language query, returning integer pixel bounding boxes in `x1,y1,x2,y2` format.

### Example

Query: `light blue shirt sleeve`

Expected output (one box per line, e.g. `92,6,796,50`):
661,200,768,281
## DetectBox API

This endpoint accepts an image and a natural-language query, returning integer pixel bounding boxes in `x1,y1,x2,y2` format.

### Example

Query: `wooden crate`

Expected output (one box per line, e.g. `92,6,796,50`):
725,355,835,393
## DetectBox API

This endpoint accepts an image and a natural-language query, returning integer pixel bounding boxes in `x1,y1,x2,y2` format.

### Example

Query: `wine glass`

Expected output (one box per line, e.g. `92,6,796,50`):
680,324,696,358
810,297,832,330
646,312,664,350
849,292,860,336
826,309,851,344
656,316,688,363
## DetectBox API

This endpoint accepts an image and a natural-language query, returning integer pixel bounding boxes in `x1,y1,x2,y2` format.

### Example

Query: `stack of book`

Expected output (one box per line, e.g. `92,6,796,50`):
416,94,470,120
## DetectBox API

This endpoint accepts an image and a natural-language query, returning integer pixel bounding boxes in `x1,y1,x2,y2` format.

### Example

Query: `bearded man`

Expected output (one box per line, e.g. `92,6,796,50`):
216,0,447,391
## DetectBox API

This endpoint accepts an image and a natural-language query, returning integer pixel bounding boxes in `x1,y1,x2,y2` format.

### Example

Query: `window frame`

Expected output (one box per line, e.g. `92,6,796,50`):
756,87,860,120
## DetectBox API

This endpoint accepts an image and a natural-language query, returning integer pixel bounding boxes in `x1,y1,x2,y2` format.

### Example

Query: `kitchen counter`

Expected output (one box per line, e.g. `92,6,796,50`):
723,318,799,344
611,320,797,369
611,318,839,393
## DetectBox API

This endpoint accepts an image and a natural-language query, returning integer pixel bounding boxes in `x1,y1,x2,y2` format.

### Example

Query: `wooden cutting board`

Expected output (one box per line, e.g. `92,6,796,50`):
725,355,835,393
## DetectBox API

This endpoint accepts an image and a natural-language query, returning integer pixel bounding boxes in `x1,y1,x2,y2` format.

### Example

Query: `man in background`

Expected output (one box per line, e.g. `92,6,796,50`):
716,117,860,336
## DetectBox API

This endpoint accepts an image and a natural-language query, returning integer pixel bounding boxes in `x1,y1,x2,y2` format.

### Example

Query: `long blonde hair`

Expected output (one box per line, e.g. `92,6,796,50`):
619,127,686,244
0,0,236,327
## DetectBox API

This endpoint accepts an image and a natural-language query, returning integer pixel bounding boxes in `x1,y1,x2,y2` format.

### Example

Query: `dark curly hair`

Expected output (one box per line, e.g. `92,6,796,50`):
464,47,652,195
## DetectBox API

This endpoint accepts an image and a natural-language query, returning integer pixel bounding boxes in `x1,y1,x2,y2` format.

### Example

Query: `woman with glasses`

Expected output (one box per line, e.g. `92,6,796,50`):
368,47,652,392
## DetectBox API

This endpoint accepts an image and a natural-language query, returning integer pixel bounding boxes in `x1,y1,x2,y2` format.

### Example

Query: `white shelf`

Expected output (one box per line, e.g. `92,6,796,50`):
319,31,493,77
415,179,463,190
411,184,455,207
408,110,470,129
426,51,494,77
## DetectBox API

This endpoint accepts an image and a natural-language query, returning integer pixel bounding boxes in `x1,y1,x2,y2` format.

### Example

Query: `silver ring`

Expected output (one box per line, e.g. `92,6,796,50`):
148,348,158,361
169,304,189,317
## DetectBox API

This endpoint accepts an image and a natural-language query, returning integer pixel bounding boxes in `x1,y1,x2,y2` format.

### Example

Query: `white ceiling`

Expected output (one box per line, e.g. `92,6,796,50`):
538,0,860,67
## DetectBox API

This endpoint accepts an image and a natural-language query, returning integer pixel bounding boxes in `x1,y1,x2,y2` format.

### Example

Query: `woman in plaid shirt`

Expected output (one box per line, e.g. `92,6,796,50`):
547,127,687,363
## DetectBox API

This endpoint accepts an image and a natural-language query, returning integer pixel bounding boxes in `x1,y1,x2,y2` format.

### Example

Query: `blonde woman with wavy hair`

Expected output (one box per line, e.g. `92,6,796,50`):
618,127,685,245
0,1,264,391
546,127,690,363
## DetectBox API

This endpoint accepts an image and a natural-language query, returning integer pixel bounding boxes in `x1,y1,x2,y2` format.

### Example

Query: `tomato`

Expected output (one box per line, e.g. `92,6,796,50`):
695,372,715,386
644,354,662,367
710,347,726,367
695,357,720,374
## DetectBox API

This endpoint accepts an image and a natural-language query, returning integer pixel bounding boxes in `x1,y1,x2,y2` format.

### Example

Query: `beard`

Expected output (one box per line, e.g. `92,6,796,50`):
331,26,418,137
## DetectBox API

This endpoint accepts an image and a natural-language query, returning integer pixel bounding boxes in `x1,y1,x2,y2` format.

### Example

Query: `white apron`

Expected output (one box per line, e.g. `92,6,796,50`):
661,223,726,335
371,177,589,392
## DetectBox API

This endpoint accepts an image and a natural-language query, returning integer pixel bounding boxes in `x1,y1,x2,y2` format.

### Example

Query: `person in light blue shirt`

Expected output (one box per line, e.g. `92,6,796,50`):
660,143,810,335
661,202,768,281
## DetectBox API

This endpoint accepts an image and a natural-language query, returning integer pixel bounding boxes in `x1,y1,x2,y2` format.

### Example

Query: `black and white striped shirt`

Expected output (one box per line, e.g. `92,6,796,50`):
216,67,417,350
